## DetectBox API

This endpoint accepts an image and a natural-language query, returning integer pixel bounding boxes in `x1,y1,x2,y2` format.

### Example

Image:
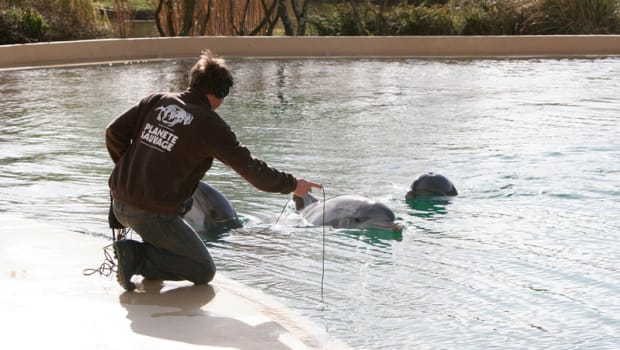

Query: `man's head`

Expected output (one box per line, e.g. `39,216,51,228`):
189,50,234,103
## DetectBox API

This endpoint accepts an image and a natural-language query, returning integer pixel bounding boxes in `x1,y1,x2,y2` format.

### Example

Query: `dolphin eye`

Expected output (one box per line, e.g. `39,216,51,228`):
354,217,361,223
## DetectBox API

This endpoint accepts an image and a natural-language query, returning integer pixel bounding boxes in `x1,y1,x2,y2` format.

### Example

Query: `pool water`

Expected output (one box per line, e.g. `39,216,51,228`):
1,58,619,349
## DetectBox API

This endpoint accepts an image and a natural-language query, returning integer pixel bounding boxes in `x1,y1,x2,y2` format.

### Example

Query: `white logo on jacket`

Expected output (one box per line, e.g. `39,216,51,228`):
155,105,194,127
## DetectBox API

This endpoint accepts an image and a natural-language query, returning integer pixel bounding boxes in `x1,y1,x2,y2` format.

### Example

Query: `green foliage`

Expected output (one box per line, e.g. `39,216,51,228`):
2,0,112,42
308,2,458,35
527,0,620,34
0,6,48,44
384,4,457,35
41,0,112,40
454,0,530,35
307,0,620,36
307,3,363,35
93,0,154,19
94,0,153,12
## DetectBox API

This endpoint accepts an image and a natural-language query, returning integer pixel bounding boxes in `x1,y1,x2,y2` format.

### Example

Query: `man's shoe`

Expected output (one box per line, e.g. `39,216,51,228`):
113,240,136,292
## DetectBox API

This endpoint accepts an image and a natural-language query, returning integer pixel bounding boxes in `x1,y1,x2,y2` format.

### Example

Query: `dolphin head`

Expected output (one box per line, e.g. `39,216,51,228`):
406,172,458,200
183,181,242,235
301,195,403,233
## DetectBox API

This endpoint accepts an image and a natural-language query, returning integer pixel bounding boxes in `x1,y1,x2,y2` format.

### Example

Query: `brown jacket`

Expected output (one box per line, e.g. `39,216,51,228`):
106,89,296,214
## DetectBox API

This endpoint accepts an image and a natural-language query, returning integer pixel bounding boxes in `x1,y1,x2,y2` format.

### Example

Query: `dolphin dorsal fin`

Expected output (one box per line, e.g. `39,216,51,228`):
292,193,318,211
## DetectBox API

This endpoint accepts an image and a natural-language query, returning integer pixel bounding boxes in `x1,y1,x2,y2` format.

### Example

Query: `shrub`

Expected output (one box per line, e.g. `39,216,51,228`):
308,2,458,35
307,4,366,35
454,0,531,35
0,6,48,44
525,0,620,34
385,4,457,35
3,0,112,42
41,0,112,40
308,0,620,36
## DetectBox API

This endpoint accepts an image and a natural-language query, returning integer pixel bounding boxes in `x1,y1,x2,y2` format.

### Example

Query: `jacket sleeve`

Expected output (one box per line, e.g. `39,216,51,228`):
105,104,140,164
105,94,161,164
209,120,297,194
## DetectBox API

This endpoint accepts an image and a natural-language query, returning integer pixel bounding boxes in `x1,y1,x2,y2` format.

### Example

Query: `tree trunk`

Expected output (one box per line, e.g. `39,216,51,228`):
154,0,165,36
251,0,279,36
278,0,294,35
278,0,311,36
156,0,280,37
165,0,175,36
236,0,252,35
180,0,196,36
198,0,212,36
349,0,367,35
377,0,389,35
293,0,310,36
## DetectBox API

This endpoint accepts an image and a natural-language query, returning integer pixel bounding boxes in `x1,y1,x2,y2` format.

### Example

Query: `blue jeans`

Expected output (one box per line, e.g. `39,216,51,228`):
112,199,216,284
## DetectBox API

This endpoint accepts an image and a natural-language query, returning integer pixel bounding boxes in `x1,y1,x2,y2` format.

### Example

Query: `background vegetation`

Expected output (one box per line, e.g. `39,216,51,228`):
1,0,111,44
309,0,620,35
2,0,620,45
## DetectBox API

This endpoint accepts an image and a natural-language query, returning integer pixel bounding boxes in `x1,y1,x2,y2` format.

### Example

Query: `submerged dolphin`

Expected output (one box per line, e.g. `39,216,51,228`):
293,194,403,233
183,181,243,234
406,172,458,200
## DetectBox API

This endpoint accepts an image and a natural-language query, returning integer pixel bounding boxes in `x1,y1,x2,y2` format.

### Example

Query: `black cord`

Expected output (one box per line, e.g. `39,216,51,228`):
83,228,132,277
320,187,326,301
255,198,291,234
257,190,327,300
273,198,291,226
82,243,116,277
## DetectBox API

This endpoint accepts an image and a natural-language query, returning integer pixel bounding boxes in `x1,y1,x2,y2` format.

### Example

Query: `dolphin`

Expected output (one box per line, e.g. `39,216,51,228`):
293,194,403,233
183,181,243,234
406,172,458,200
405,172,458,200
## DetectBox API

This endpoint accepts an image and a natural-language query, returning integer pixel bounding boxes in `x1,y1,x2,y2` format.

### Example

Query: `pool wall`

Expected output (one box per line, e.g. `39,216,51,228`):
2,35,620,69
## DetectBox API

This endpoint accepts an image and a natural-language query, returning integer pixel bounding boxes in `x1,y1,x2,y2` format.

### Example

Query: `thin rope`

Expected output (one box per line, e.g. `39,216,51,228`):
83,228,132,277
320,187,326,301
255,197,291,234
82,242,116,277
273,197,291,226
255,190,327,300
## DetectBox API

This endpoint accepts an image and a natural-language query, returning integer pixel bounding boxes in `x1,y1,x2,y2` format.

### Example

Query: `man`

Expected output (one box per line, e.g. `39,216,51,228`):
106,50,321,292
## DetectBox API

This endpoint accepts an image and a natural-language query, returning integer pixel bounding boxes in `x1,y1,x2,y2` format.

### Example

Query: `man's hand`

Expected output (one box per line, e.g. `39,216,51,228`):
294,179,322,197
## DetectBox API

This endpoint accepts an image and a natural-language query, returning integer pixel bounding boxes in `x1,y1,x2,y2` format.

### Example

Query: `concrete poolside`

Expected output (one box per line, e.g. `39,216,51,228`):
0,214,349,350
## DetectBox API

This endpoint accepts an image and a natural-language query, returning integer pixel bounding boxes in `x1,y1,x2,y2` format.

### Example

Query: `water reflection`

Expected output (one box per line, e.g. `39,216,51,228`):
336,228,403,245
406,197,453,219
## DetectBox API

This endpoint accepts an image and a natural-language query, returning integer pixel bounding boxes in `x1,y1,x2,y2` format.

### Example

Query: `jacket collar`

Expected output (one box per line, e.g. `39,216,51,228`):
183,88,212,109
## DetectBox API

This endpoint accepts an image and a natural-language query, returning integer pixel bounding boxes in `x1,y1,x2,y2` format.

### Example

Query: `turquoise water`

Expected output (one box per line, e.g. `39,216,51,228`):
1,58,619,349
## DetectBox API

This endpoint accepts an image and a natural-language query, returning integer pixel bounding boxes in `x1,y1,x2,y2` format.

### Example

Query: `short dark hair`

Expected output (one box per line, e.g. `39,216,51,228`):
188,50,233,96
